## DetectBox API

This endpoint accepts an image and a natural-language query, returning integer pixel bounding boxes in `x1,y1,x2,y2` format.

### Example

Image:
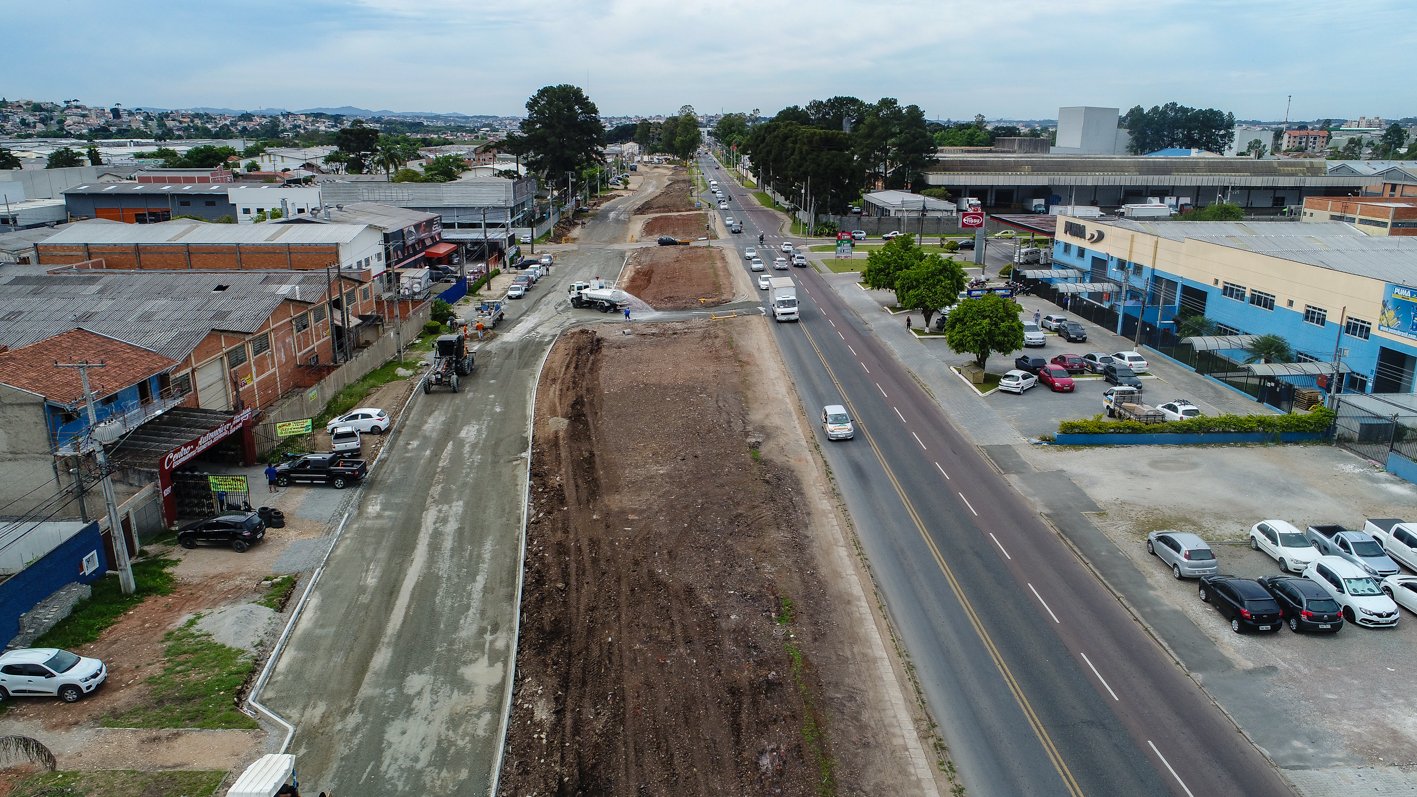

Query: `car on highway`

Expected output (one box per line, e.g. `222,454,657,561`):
881,230,903,240
507,283,526,299
1022,323,1045,347
998,369,1037,394
1050,353,1088,374
757,274,771,290
1157,400,1203,422
1040,314,1069,331
744,247,757,260
326,407,390,435
0,648,107,703
178,511,267,553
850,230,867,240
1302,556,1400,628
1059,321,1088,342
1381,574,1417,615
1013,355,1047,375
1249,519,1320,573
781,241,795,253
749,258,765,272
821,405,855,440
772,257,789,271
792,254,808,267
1081,352,1116,374
518,233,532,244
657,236,685,246
1113,350,1150,373
1199,575,1284,634
1103,363,1143,388
1146,530,1219,579
718,201,728,210
1038,365,1076,392
1258,575,1344,633
992,230,1016,238
956,238,976,250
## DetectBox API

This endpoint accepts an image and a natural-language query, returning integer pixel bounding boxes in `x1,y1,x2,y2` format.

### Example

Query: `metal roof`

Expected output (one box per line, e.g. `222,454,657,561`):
1055,282,1119,293
1182,335,1260,352
0,270,337,359
1106,220,1360,242
64,182,230,196
1245,362,1351,376
1019,268,1082,279
281,201,438,231
39,218,371,246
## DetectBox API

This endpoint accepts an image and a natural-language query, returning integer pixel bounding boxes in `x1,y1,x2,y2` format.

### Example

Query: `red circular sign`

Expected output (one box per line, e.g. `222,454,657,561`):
961,211,985,228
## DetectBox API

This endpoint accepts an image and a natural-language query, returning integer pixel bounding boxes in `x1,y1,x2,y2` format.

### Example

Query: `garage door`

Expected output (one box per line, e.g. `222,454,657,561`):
194,359,230,410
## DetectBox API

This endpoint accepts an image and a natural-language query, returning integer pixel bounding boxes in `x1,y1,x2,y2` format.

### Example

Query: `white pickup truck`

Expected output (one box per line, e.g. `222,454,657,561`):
1364,518,1417,572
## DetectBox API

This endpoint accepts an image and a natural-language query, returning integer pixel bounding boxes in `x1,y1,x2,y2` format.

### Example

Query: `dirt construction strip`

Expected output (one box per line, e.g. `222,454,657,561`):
498,318,940,795
622,246,735,309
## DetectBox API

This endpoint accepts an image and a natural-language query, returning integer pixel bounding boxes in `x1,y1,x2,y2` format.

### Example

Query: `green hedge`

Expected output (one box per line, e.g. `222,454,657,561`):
469,268,500,294
1058,406,1335,435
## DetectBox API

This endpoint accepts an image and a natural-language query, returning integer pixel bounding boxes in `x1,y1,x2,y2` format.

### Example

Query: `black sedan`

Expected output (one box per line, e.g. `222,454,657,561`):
178,511,266,553
1060,321,1088,342
1014,355,1047,375
1199,575,1283,634
1103,363,1143,388
1259,575,1344,633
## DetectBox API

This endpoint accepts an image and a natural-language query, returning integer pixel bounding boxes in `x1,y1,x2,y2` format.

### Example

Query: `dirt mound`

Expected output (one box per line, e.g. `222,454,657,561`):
634,169,695,214
500,322,842,796
640,212,713,241
622,247,734,309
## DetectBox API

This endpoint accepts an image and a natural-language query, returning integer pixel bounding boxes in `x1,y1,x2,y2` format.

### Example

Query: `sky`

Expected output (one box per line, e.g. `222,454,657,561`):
9,0,1415,122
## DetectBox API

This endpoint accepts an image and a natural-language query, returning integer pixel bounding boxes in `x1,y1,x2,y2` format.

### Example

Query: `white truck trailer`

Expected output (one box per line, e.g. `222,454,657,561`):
768,276,798,322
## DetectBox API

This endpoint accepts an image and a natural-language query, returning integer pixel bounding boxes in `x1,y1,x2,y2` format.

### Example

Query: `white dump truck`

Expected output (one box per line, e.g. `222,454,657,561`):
768,276,798,322
568,279,629,313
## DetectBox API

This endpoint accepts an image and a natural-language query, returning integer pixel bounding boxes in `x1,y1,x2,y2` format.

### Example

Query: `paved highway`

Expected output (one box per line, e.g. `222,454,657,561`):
701,154,1294,797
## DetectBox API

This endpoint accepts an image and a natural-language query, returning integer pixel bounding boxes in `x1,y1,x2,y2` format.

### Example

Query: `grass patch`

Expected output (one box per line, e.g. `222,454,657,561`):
6,770,226,797
752,191,782,211
777,599,836,795
33,559,177,650
820,258,863,274
258,574,297,612
315,352,425,426
101,620,259,730
740,176,757,188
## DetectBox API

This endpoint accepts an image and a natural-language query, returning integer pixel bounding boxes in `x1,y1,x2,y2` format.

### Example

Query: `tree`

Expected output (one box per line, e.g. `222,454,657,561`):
1242,333,1293,364
166,144,238,169
422,154,467,182
85,146,103,166
669,108,701,160
391,167,424,183
334,120,380,173
1178,202,1243,221
862,234,924,291
895,254,967,328
713,112,751,149
46,147,84,168
1173,314,1218,339
944,294,1024,370
244,160,260,172
1375,123,1408,159
1122,103,1236,154
1243,139,1267,158
511,84,606,183
0,147,22,170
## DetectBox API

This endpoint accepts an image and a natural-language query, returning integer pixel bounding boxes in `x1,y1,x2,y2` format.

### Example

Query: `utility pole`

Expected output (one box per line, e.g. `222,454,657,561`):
55,361,136,595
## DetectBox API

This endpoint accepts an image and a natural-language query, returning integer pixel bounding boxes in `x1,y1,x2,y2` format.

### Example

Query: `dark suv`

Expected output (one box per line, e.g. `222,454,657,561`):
1013,355,1047,375
1103,363,1143,388
1060,321,1087,342
1199,575,1283,633
178,511,266,553
1258,576,1344,633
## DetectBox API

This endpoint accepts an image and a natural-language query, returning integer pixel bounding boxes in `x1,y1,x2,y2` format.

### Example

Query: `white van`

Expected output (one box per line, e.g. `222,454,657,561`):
709,179,718,188
329,425,361,454
821,405,855,440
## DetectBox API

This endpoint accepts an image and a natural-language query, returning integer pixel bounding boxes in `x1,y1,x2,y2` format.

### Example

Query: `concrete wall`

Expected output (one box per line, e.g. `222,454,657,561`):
0,521,107,649
0,383,75,518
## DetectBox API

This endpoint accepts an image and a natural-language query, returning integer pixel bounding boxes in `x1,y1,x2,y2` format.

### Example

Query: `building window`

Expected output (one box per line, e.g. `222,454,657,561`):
312,306,327,323
178,200,191,207
360,286,371,302
205,200,216,207
1295,352,1319,363
294,313,310,333
1215,323,1241,336
1221,282,1247,301
171,372,193,396
1347,372,1369,393
1303,305,1327,326
227,346,248,368
250,332,271,356
1062,242,1072,255
1248,290,1275,311
243,208,252,215
1344,317,1371,340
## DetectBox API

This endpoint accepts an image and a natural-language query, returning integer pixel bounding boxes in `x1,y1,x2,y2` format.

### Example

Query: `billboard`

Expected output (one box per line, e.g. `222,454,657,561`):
1378,284,1417,341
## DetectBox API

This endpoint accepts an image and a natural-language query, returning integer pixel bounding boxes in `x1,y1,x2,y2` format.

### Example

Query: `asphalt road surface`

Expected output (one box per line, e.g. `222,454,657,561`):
259,185,644,795
702,155,1294,797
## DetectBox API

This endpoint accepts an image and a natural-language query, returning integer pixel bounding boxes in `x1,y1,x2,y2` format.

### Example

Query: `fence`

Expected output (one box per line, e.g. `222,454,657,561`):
1332,394,1417,466
252,304,431,454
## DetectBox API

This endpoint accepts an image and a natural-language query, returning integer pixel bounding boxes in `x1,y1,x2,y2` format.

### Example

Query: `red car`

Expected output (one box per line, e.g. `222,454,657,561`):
1038,365,1076,392
1050,353,1088,374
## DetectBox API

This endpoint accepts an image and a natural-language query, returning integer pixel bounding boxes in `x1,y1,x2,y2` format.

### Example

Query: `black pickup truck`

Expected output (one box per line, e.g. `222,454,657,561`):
275,454,368,489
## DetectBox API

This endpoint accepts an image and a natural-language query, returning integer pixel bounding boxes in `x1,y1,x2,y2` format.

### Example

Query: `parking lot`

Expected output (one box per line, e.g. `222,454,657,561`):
840,267,1417,793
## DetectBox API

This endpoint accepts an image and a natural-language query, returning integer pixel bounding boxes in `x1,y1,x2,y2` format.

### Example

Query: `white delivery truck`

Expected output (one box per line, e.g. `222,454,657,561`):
768,276,798,322
1048,205,1105,219
1022,197,1047,213
1118,203,1173,219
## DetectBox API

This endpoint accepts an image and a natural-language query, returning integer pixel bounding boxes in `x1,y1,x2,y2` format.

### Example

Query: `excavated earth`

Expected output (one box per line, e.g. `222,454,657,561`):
632,170,695,214
639,212,714,241
621,246,734,310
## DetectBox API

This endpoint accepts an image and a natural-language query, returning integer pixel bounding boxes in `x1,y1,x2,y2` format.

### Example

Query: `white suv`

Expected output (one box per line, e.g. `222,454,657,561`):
0,648,107,702
1303,556,1400,628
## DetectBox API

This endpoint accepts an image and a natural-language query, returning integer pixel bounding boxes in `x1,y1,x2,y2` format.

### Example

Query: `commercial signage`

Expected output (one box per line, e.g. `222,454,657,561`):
1379,284,1417,341
207,475,249,493
161,407,255,472
1063,220,1087,239
837,231,854,241
835,240,854,259
961,212,985,228
276,418,313,437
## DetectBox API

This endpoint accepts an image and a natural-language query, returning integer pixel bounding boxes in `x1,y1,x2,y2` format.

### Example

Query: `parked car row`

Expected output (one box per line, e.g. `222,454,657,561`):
1147,521,1417,634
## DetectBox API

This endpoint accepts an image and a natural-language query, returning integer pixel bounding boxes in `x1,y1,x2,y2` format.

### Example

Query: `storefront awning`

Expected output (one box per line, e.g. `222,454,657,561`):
424,242,458,258
1182,335,1258,351
1055,282,1119,293
1019,268,1081,279
1245,362,1350,376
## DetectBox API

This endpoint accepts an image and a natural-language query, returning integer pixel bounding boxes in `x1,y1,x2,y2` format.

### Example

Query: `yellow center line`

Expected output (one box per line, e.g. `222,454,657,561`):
798,319,1086,797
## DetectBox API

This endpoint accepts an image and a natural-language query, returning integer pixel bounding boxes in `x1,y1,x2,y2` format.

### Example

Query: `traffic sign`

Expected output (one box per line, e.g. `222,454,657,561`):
961,211,985,228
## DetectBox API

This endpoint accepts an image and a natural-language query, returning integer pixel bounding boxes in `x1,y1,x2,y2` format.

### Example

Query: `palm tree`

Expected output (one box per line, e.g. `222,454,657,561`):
372,145,402,180
1243,333,1293,364
1173,314,1217,339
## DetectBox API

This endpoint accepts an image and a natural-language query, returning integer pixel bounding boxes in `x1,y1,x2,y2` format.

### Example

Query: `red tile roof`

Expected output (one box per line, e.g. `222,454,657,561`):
0,329,177,405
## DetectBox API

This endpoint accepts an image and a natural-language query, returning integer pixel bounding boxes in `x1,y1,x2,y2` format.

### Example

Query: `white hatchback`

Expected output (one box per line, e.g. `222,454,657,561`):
998,370,1037,394
1250,519,1320,573
0,648,107,702
757,274,771,290
326,407,391,435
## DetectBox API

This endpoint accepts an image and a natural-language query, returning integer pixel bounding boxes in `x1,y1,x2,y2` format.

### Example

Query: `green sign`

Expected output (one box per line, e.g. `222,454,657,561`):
207,475,249,493
835,240,854,258
276,418,313,437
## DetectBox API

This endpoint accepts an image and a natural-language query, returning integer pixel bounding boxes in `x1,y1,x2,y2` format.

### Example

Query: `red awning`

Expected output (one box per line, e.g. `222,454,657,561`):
424,242,457,257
